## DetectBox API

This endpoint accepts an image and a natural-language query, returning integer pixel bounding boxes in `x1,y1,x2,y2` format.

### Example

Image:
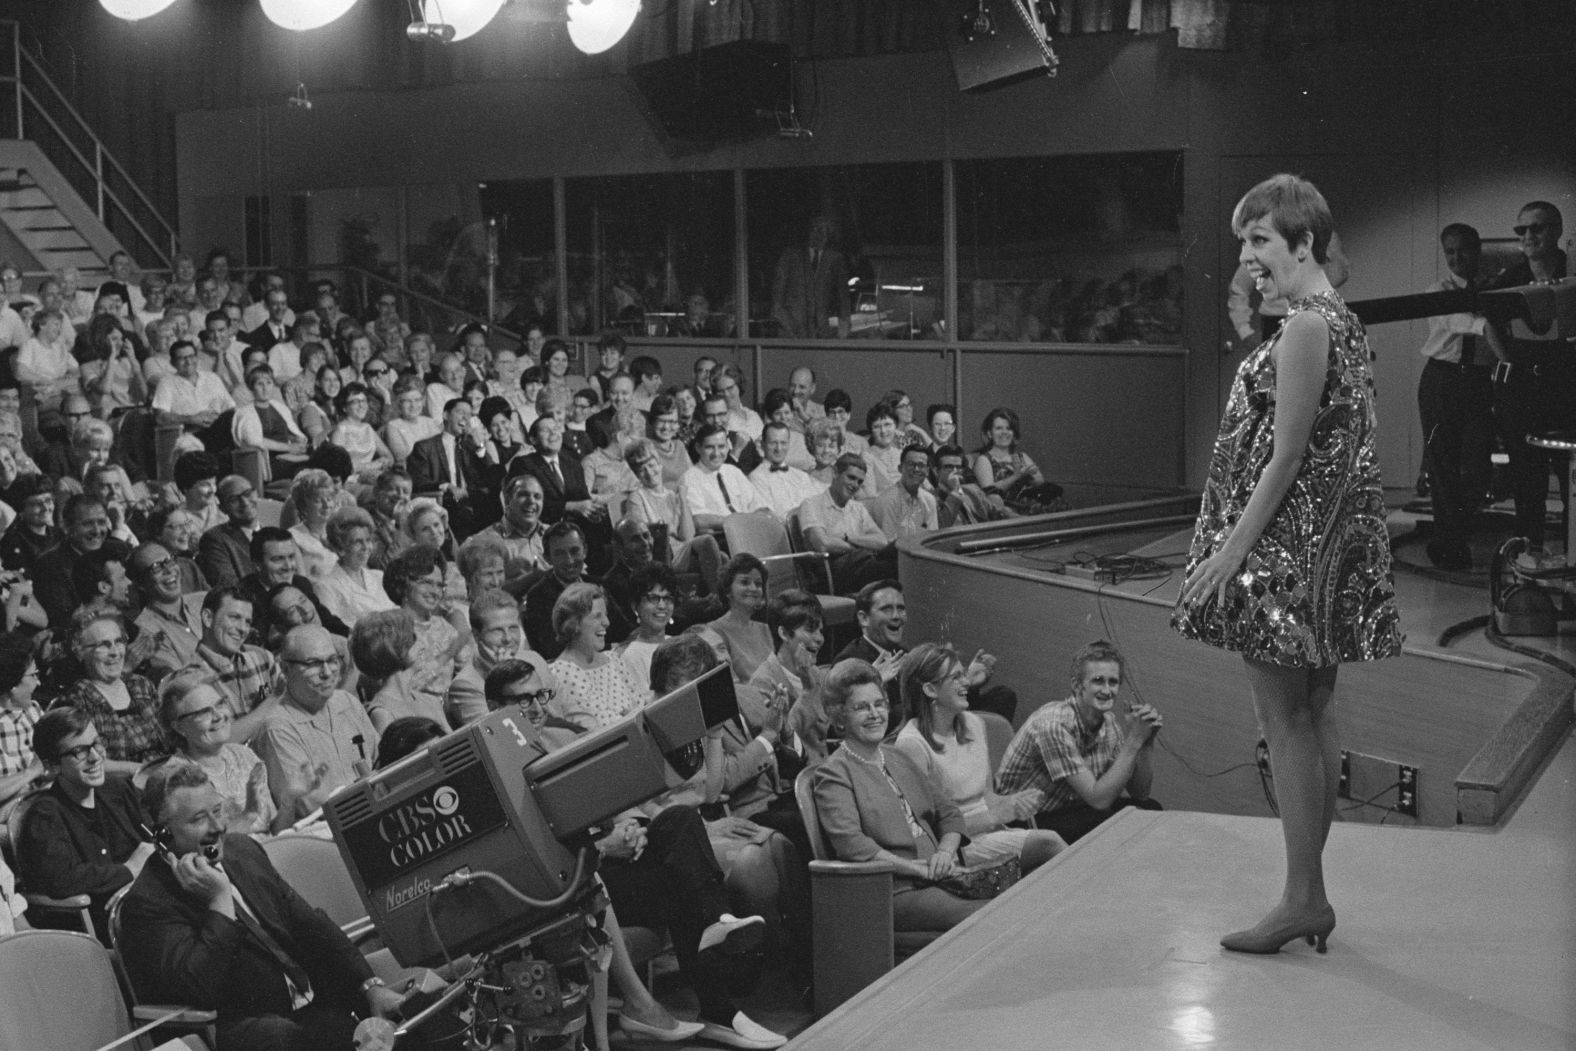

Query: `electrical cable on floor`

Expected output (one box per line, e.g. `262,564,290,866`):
1486,619,1576,680
1339,780,1401,814
1437,614,1492,649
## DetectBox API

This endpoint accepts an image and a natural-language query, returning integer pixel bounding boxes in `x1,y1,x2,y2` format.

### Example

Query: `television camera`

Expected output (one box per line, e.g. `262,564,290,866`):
324,664,739,1049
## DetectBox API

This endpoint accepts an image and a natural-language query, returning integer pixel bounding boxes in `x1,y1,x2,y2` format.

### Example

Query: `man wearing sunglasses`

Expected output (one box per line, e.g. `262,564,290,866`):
253,625,378,827
14,708,156,941
1486,200,1574,572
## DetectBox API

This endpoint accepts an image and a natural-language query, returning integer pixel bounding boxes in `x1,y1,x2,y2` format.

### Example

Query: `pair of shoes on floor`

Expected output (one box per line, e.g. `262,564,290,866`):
699,1010,787,1049
1220,903,1336,955
698,913,765,956
618,1010,705,1043
1425,539,1472,572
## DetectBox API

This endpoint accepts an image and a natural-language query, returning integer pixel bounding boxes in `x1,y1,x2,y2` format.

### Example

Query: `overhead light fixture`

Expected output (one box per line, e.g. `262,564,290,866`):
260,0,360,32
98,0,181,19
419,0,506,42
566,0,640,55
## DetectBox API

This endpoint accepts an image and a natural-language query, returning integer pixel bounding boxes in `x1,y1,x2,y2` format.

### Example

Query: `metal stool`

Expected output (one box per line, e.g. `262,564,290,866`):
1526,428,1576,566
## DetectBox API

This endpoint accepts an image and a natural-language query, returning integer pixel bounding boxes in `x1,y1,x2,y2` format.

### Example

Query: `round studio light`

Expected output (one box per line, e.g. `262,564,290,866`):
567,0,640,55
98,0,180,19
421,0,506,42
260,0,360,32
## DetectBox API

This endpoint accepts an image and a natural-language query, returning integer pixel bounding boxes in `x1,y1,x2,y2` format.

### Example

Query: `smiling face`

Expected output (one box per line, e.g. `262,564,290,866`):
169,682,234,757
547,530,586,584
1071,659,1122,723
203,596,253,656
923,656,969,718
929,410,955,446
728,566,765,615
77,617,127,682
1441,233,1481,282
51,724,107,795
698,431,731,470
1237,216,1307,303
829,462,866,504
259,539,300,586
842,681,890,749
411,508,447,550
405,566,445,618
859,586,905,649
635,583,674,635
68,501,110,552
575,597,610,653
1516,205,1562,264
162,782,227,861
506,476,544,528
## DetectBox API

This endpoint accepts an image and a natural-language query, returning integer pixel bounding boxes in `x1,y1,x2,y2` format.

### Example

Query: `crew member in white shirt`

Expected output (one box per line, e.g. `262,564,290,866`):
681,424,769,533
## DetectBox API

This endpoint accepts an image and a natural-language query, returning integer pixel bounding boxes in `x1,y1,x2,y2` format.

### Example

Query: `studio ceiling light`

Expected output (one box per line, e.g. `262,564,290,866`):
260,0,360,32
566,0,640,55
98,0,180,19
420,0,507,42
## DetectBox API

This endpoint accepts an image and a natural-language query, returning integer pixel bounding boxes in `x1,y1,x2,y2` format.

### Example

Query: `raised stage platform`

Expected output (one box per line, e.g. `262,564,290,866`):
897,496,1575,829
788,775,1576,1050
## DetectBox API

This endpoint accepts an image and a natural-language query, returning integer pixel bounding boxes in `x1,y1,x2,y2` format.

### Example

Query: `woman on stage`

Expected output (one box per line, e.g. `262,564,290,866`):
1174,174,1402,954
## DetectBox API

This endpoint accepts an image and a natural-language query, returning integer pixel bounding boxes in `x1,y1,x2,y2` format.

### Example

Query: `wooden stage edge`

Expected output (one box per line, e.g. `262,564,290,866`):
897,500,1576,829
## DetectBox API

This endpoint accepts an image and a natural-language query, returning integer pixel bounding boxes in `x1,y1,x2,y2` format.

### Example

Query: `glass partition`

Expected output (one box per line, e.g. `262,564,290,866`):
745,162,945,340
562,171,736,339
480,179,556,337
954,152,1183,343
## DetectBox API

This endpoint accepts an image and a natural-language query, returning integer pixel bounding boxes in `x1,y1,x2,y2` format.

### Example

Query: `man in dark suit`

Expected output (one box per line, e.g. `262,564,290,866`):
34,494,131,629
407,397,495,538
523,521,589,659
770,215,851,339
242,287,293,351
834,579,1017,726
197,476,261,589
120,763,403,1050
239,527,350,639
509,415,611,571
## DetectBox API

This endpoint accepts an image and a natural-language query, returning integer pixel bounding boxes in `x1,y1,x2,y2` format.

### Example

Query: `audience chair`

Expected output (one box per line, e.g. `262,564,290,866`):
0,928,209,1051
979,711,1015,772
106,884,219,1048
260,833,379,947
231,447,294,501
723,513,857,632
5,790,94,935
793,769,942,1016
153,423,185,483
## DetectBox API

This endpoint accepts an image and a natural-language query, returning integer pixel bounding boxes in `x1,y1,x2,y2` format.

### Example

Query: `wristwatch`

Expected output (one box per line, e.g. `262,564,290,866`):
360,976,387,993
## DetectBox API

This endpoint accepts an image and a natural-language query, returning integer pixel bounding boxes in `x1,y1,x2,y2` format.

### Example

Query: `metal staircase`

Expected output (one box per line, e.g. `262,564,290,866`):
0,19,177,277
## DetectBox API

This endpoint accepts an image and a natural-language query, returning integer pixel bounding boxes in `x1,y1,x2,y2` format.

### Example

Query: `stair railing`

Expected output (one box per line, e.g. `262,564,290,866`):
0,19,178,269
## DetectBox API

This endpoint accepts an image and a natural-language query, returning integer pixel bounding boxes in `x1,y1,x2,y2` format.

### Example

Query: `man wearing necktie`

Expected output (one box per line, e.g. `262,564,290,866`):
121,763,404,1050
680,424,769,533
769,215,851,339
749,421,826,520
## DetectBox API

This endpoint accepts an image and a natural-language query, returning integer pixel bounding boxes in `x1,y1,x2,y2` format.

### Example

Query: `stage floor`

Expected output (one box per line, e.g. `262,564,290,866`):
788,730,1576,1050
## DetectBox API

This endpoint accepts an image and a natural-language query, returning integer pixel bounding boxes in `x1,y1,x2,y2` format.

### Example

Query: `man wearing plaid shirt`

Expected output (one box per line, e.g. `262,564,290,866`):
191,586,284,745
995,640,1163,844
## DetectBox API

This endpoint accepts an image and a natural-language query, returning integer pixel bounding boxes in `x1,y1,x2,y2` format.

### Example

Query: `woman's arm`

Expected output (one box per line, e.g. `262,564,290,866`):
1182,311,1329,606
674,490,697,542
972,454,996,490
1018,452,1045,485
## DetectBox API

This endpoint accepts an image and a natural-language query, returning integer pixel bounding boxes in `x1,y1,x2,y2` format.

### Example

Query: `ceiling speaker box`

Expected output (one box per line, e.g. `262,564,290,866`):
947,0,1055,92
629,40,792,144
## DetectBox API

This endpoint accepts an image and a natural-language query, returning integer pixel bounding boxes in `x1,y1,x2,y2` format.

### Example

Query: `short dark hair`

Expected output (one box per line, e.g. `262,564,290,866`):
173,451,220,491
649,634,718,694
597,331,626,355
693,422,730,448
33,706,95,764
202,583,252,618
62,493,106,529
853,578,902,615
865,402,898,430
484,658,541,711
718,553,766,598
544,520,585,556
249,525,295,566
306,442,353,482
766,588,822,645
376,718,446,769
628,356,661,383
1439,223,1480,249
931,443,968,469
70,548,124,600
823,389,852,414
374,466,412,497
760,388,793,419
629,562,679,605
382,544,447,605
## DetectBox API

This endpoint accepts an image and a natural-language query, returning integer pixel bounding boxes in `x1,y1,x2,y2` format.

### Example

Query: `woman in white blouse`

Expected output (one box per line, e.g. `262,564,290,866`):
285,469,339,581
547,582,648,731
314,507,396,629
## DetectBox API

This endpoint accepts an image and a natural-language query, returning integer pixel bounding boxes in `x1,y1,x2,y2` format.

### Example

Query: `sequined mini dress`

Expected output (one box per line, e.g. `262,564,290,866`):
1172,291,1403,667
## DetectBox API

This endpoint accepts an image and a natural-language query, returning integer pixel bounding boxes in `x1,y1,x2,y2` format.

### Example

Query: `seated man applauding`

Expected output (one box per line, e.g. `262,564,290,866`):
119,762,403,1050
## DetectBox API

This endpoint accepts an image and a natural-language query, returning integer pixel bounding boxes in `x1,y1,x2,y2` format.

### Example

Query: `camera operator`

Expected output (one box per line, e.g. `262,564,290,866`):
483,659,787,1050
119,762,403,1050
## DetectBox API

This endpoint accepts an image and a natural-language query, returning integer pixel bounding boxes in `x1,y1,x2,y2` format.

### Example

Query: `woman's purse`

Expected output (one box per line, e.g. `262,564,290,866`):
934,856,1022,900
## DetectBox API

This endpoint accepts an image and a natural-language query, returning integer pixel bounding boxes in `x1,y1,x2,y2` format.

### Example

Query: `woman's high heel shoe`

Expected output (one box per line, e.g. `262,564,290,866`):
1220,904,1336,954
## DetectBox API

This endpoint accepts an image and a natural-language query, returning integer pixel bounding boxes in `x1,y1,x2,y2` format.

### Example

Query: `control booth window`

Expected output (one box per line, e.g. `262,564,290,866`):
955,151,1184,344
746,162,945,340
479,179,557,338
562,171,736,338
